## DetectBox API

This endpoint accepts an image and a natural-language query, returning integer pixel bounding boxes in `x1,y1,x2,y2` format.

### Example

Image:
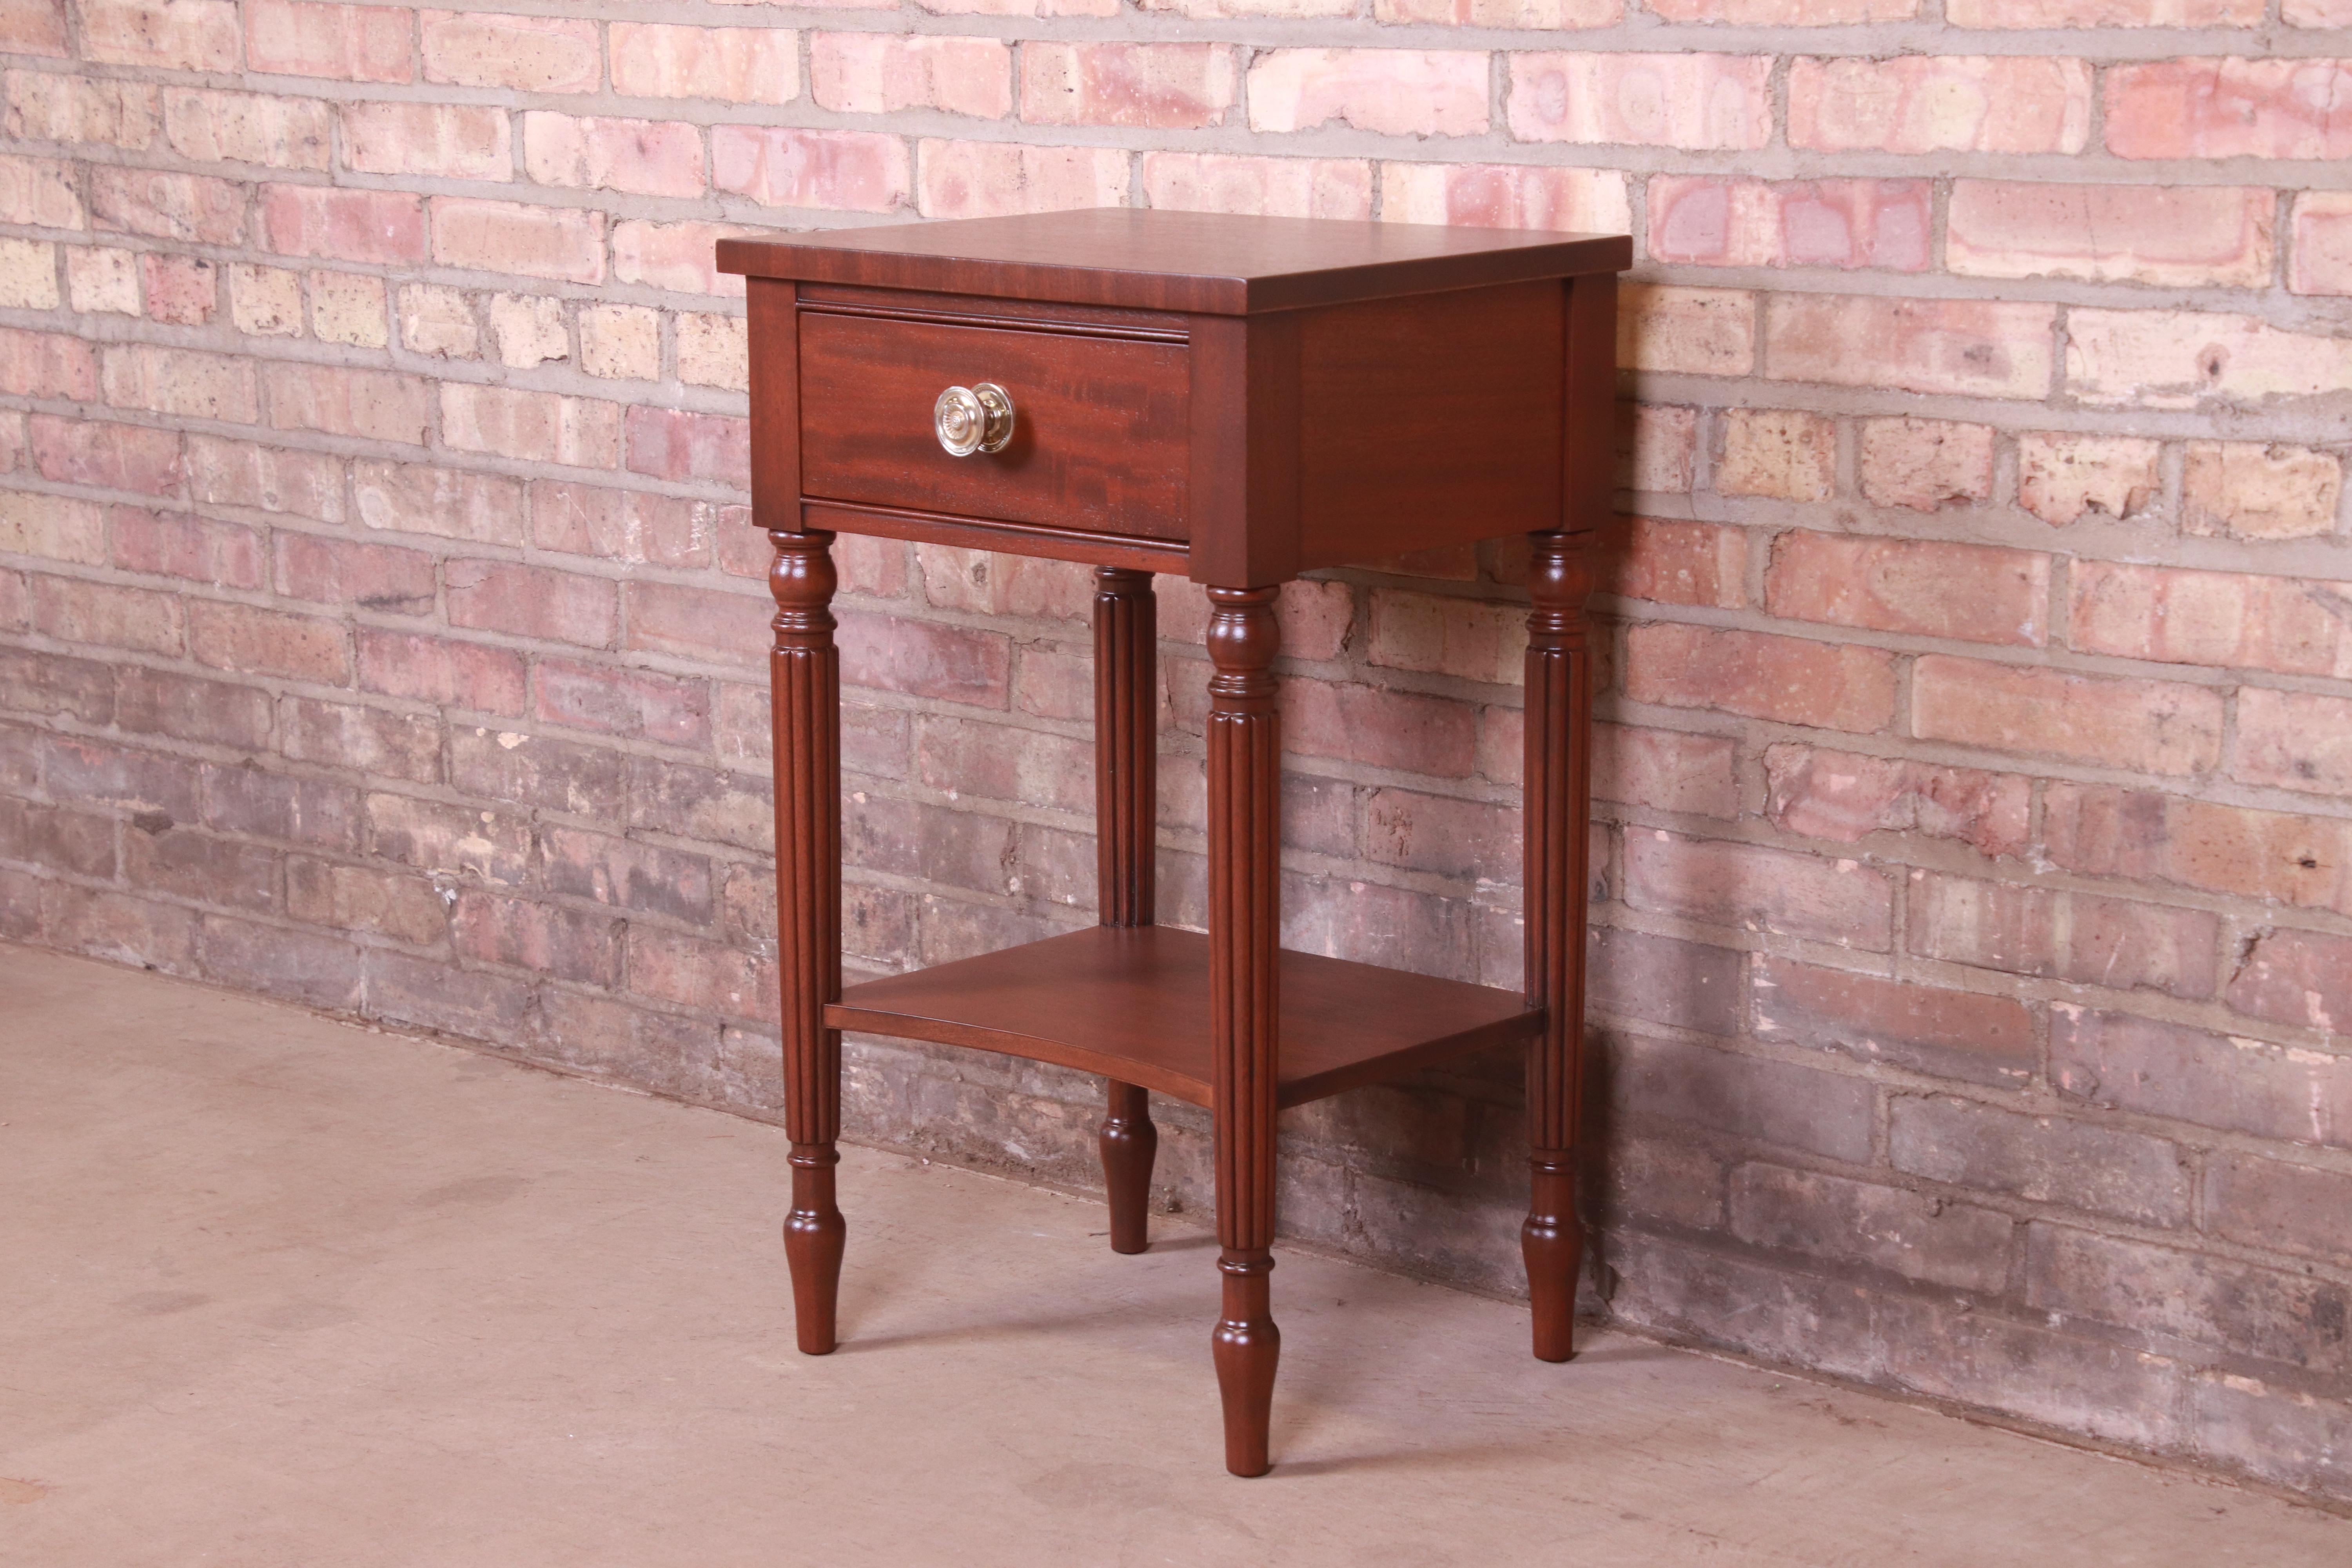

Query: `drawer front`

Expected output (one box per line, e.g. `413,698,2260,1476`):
798,310,1190,542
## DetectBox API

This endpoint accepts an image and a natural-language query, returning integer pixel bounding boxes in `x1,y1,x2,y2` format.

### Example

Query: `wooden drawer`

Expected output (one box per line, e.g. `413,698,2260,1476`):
797,309,1190,542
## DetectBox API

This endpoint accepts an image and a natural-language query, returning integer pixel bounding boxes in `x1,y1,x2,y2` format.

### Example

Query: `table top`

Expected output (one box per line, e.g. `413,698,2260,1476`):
715,209,1631,315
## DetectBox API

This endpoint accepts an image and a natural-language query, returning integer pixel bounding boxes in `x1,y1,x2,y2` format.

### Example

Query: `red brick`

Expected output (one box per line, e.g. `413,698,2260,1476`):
915,715,1093,815
1895,1094,2189,1229
189,599,351,683
82,0,239,70
1379,161,1625,231
837,609,1011,707
1767,532,2045,646
1767,296,2053,399
2027,1225,2347,1372
1732,1163,2013,1291
1912,656,2223,777
31,415,183,495
33,575,185,655
2183,443,2343,541
1758,956,2033,1087
2288,0,2352,19
0,325,98,399
449,727,626,818
453,891,621,985
138,252,217,325
0,495,100,571
188,437,346,523
1625,623,1896,733
440,384,620,470
1766,744,2029,860
1789,55,2091,154
2207,1156,2352,1265
2045,782,2352,918
279,695,439,783
2018,434,2161,528
352,461,521,544
0,0,68,54
622,407,751,488
1508,52,1768,149
1141,152,1372,221
1022,42,1234,129
529,482,713,568
916,140,1128,220
1714,410,1835,504
1619,285,1754,376
1593,724,1738,818
2056,1005,2352,1147
263,363,431,445
532,658,710,748
1609,1029,1874,1160
421,9,599,92
1250,49,1487,137
1378,0,1617,18
259,184,425,265
0,151,83,227
341,101,510,181
621,581,768,670
109,506,263,588
2065,309,2352,409
446,559,617,649
1366,590,1523,685
285,858,445,946
1951,181,2275,290
48,885,199,975
100,343,257,423
1911,872,2220,1000
1650,0,1909,15
44,734,201,819
0,795,116,878
2291,192,2352,296
2232,688,2352,799
609,23,799,106
813,32,1011,117
201,766,359,850
523,113,706,200
1650,176,1930,272
116,666,274,750
1626,829,1895,949
1276,679,1476,778
2105,58,2352,161
357,628,526,714
1362,787,1515,882
271,532,434,615
432,197,604,285
1952,0,2255,17
539,826,713,924
245,0,412,83
88,166,245,244
2070,563,2352,679
624,757,770,853
628,927,776,1025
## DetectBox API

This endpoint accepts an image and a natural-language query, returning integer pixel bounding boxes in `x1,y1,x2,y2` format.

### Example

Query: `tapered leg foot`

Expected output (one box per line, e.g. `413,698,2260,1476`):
1100,1080,1157,1255
1523,1152,1580,1363
785,1144,846,1355
1212,1250,1280,1476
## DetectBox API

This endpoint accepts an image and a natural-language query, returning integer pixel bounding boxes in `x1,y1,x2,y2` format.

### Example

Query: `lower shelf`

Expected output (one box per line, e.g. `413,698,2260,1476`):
826,925,1544,1110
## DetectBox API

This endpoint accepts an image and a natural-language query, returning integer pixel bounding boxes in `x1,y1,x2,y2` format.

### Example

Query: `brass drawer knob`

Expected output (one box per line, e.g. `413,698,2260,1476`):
934,382,1014,456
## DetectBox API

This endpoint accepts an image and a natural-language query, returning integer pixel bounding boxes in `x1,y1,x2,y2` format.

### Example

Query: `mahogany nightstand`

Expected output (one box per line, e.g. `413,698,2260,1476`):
716,210,1630,1477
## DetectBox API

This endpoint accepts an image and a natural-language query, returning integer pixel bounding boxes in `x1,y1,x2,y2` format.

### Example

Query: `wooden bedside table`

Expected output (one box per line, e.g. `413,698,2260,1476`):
717,210,1630,1477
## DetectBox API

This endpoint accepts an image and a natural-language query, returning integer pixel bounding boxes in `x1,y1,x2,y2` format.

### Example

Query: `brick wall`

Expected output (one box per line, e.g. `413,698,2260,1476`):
4,0,2350,1502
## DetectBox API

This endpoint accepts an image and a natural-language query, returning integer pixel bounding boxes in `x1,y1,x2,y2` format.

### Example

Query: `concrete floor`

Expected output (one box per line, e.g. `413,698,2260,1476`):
3,946,2347,1567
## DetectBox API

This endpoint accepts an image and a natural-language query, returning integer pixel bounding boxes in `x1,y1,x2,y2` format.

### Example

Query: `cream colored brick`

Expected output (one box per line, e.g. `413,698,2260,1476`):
67,245,140,315
677,311,747,392
0,237,58,309
310,270,388,348
231,263,302,337
580,303,660,381
489,293,568,368
398,284,479,359
2184,442,2345,541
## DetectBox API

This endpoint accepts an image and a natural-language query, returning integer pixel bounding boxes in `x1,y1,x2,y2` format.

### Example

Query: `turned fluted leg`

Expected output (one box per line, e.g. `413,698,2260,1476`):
772,527,845,1355
1094,567,1160,1254
1523,528,1597,1363
1206,584,1282,1476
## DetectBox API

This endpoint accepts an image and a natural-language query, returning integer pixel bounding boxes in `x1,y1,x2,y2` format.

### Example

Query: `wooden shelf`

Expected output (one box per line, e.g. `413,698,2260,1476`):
828,926,1543,1110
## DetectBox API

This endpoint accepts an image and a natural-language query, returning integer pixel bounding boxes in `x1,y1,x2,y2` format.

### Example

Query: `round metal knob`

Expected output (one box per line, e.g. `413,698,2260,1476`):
934,382,1014,457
